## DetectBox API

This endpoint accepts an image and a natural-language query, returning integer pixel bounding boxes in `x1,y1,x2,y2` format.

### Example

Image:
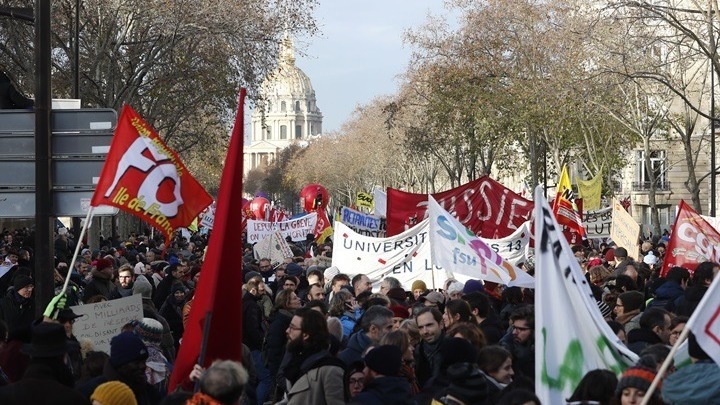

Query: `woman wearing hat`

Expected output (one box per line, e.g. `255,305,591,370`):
610,365,663,405
159,283,186,351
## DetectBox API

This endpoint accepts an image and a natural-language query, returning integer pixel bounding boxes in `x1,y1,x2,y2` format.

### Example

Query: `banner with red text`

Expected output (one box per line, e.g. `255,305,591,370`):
661,201,720,277
91,105,212,241
386,176,533,238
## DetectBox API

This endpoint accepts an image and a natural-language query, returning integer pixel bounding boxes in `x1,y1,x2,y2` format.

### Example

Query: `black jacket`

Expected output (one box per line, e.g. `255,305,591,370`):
0,359,89,405
675,284,708,317
159,294,184,350
243,292,264,351
77,361,161,405
263,309,293,374
627,327,663,355
415,334,446,389
351,376,415,405
0,290,34,335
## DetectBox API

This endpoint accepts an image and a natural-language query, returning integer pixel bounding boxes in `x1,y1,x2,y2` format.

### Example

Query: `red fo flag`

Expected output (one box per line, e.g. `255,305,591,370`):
661,200,720,277
91,105,212,240
168,89,247,391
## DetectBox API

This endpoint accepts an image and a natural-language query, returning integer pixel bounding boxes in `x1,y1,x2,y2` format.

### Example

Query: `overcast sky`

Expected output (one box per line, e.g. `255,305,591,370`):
245,1,457,139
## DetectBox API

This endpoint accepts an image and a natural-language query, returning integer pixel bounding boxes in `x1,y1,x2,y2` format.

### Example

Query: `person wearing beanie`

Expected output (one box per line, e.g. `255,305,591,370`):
0,274,35,335
612,247,631,276
91,381,138,405
462,279,485,295
446,281,465,301
323,266,340,286
153,262,188,308
78,331,160,405
159,283,187,351
614,291,645,333
132,276,175,362
0,323,91,404
613,365,663,405
133,318,170,394
662,332,720,403
350,345,412,405
412,280,428,301
435,362,490,405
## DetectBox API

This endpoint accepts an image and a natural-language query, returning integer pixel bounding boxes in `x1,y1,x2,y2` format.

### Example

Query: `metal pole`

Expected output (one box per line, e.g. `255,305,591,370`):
712,10,717,217
34,0,54,316
73,0,79,100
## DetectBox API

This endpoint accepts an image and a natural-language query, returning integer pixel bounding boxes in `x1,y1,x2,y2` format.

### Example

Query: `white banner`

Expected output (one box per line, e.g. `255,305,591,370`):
253,231,294,264
71,294,144,354
687,271,720,365
331,220,449,290
339,206,386,237
200,202,216,229
247,213,317,243
373,187,387,217
428,196,534,288
583,206,612,239
534,187,637,404
480,221,531,266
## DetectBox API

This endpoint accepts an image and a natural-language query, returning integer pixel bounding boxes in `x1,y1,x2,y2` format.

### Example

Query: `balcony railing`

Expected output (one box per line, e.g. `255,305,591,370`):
631,181,671,191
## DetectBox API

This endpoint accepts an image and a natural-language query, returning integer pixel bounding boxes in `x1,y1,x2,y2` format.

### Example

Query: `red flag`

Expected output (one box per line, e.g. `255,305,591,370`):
91,105,212,241
168,89,247,391
385,176,533,238
552,165,585,238
661,200,720,277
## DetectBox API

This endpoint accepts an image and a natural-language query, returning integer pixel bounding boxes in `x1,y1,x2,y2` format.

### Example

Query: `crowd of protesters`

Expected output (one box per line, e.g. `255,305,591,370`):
0,225,718,404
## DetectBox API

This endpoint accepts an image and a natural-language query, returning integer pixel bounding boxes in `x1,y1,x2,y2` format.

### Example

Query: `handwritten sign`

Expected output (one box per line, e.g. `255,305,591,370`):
247,213,317,243
610,199,640,258
71,294,144,354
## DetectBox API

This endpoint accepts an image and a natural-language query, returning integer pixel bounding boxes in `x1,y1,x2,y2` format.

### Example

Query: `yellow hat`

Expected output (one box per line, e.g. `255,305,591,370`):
91,381,138,405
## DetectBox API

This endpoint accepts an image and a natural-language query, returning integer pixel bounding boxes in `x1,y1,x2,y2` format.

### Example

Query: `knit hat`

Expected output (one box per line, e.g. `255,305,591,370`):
614,247,628,259
445,363,489,404
110,332,148,368
386,287,407,303
364,345,402,376
96,258,114,271
132,276,153,299
411,280,427,292
171,283,187,295
13,274,33,291
133,262,145,275
605,249,616,262
615,366,659,399
285,262,303,277
618,291,644,312
462,279,485,294
244,271,261,283
446,281,464,296
441,337,478,368
643,252,658,266
134,317,163,344
81,248,91,256
324,266,340,281
91,381,138,405
390,305,409,319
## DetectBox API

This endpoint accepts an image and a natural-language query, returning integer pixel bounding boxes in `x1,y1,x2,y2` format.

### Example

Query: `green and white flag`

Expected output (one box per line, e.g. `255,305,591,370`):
534,187,637,403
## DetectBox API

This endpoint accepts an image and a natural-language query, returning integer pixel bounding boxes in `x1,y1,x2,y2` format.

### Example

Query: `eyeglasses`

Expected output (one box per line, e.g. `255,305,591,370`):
349,378,364,386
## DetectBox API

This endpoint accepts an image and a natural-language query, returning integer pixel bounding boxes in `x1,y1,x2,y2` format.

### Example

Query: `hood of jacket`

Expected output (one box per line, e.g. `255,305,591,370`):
662,362,720,403
345,330,372,354
654,280,684,299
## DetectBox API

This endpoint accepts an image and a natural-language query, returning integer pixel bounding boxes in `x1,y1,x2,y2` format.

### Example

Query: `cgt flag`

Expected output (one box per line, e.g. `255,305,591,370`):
534,186,637,404
91,105,212,240
552,165,585,238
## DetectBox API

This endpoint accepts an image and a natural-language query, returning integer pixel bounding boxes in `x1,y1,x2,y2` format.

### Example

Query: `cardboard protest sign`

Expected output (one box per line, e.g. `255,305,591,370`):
253,231,294,264
247,213,317,243
71,294,144,354
583,206,612,239
610,199,640,258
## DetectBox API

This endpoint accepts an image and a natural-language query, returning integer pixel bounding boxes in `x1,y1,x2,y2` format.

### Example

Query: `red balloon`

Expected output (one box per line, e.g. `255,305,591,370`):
249,197,269,220
300,184,329,212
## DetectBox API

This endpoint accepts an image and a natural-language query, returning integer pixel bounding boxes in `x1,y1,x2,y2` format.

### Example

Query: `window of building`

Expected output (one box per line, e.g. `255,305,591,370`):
635,150,667,190
295,125,302,139
295,101,301,111
267,101,272,113
280,125,287,140
310,123,315,135
266,127,272,140
640,205,674,231
281,101,286,112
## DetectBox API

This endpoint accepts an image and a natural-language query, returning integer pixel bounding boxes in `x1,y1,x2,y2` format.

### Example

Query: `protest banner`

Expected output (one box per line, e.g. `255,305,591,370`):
686,273,720,365
332,220,449,290
247,213,317,243
534,187,637,404
610,199,641,258
701,213,720,233
553,165,585,237
583,206,612,239
480,220,531,266
200,202,216,229
356,192,374,210
71,294,144,354
577,170,602,211
339,206,386,237
373,187,387,217
386,176,533,238
661,200,720,277
428,196,535,288
253,231,294,264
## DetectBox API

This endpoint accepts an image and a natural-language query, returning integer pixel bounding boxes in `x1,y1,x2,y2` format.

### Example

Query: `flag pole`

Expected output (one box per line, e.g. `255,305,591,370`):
639,325,692,405
194,310,213,393
61,206,94,295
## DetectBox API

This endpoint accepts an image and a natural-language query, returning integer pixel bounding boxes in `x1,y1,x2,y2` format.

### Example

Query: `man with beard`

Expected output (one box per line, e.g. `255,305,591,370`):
500,305,535,380
110,264,136,299
338,305,394,366
414,306,446,388
279,307,345,405
78,331,160,405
